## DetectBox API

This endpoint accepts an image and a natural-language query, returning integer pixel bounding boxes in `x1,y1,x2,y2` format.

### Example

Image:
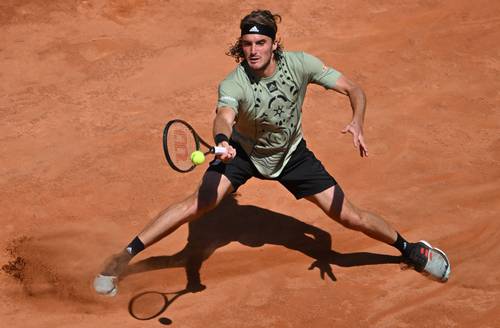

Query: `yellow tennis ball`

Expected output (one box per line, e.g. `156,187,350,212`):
190,151,205,165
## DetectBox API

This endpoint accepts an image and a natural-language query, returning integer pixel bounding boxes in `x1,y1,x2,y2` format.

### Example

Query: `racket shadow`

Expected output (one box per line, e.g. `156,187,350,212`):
124,194,401,290
128,289,189,321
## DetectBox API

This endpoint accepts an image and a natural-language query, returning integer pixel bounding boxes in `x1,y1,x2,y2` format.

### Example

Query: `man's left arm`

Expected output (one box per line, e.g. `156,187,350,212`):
330,75,368,157
300,52,368,157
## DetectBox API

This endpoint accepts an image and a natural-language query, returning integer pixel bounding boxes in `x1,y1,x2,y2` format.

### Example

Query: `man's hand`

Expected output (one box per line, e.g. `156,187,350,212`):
342,120,368,157
217,141,236,162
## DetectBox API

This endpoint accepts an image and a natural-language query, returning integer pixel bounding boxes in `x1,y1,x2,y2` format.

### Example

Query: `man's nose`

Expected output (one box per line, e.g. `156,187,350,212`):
250,43,257,54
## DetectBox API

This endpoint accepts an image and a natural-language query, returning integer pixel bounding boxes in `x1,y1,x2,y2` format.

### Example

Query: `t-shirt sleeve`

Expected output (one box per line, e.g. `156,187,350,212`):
216,79,243,114
301,52,342,89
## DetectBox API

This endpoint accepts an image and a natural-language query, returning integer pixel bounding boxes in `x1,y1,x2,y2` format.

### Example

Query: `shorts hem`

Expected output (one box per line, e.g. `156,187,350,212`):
291,180,337,200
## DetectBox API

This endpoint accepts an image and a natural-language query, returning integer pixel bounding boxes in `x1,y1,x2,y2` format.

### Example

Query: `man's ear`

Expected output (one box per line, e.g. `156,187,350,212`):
272,39,278,51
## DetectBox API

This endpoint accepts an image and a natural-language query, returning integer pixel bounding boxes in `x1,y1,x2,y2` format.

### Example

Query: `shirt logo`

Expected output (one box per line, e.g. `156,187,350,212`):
266,81,278,93
249,26,260,32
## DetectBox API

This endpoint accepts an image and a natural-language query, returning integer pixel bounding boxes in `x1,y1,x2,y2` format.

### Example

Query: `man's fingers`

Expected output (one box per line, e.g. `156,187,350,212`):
359,145,366,157
352,133,360,148
359,136,368,157
343,124,368,156
341,124,352,134
219,145,236,162
361,146,368,157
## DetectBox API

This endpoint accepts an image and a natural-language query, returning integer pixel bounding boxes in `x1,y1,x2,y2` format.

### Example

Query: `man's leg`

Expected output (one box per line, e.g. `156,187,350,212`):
137,171,232,247
305,185,397,245
305,185,451,281
94,171,233,295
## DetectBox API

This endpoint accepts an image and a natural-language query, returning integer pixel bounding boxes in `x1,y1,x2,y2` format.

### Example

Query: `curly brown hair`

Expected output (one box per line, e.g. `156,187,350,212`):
226,10,284,63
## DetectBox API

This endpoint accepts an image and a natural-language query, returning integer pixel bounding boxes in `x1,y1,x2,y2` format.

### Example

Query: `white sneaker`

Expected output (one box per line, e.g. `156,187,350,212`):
93,274,118,296
404,240,451,282
422,242,451,282
93,250,133,296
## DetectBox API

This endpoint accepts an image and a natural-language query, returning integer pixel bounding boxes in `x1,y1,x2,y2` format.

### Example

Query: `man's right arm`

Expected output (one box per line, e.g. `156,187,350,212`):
213,107,237,161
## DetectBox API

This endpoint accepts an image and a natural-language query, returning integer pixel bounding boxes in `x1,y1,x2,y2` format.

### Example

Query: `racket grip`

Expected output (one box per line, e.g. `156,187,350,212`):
213,146,227,155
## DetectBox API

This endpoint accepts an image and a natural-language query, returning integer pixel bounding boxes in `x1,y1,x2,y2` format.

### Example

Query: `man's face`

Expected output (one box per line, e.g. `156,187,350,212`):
240,34,277,71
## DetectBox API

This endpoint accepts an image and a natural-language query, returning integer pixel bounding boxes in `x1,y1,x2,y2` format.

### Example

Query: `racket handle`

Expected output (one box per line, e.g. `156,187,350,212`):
213,146,227,155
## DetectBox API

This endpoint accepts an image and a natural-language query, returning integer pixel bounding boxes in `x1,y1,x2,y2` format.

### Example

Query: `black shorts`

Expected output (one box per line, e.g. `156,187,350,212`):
207,139,337,199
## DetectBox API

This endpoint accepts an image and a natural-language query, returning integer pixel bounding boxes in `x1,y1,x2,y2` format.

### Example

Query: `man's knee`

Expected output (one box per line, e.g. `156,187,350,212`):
196,189,219,214
337,203,365,230
195,171,231,214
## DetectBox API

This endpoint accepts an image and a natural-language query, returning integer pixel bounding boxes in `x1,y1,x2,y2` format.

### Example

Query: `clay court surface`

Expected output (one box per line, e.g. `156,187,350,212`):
1,0,499,327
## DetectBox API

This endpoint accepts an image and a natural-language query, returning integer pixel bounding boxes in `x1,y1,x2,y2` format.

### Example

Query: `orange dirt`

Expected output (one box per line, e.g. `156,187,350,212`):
1,1,499,327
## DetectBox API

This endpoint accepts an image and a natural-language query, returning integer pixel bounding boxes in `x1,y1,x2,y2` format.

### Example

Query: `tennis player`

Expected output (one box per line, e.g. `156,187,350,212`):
94,9,450,295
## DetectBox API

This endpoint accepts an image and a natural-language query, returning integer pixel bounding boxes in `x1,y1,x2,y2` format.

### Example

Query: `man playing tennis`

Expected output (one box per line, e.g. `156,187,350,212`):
94,9,450,296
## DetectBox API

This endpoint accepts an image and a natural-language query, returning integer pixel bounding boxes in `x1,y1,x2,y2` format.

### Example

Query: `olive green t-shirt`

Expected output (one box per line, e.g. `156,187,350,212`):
217,51,342,178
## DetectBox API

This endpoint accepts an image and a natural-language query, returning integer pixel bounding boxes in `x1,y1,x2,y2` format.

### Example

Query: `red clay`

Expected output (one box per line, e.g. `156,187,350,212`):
1,1,499,327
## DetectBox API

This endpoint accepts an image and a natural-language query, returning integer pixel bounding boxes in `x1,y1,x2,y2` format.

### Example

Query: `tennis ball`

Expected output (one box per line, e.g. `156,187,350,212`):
190,151,205,165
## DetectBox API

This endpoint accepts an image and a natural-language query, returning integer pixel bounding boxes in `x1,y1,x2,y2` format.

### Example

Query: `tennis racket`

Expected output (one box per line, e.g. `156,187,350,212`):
163,119,227,173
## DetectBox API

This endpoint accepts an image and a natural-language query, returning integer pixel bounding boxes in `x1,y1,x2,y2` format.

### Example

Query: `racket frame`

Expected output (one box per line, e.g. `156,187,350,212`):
163,119,224,173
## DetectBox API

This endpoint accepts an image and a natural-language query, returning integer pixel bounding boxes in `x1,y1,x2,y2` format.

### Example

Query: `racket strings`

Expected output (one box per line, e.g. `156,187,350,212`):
165,122,197,172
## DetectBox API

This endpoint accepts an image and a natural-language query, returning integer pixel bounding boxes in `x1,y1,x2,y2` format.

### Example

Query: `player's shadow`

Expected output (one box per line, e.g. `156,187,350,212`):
123,194,401,291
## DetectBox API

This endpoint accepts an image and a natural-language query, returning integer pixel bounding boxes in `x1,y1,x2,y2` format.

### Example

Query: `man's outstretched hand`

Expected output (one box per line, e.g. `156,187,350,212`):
342,121,368,157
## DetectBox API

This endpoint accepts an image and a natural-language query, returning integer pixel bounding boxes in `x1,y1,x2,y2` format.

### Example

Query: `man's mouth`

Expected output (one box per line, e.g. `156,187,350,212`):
249,57,260,63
